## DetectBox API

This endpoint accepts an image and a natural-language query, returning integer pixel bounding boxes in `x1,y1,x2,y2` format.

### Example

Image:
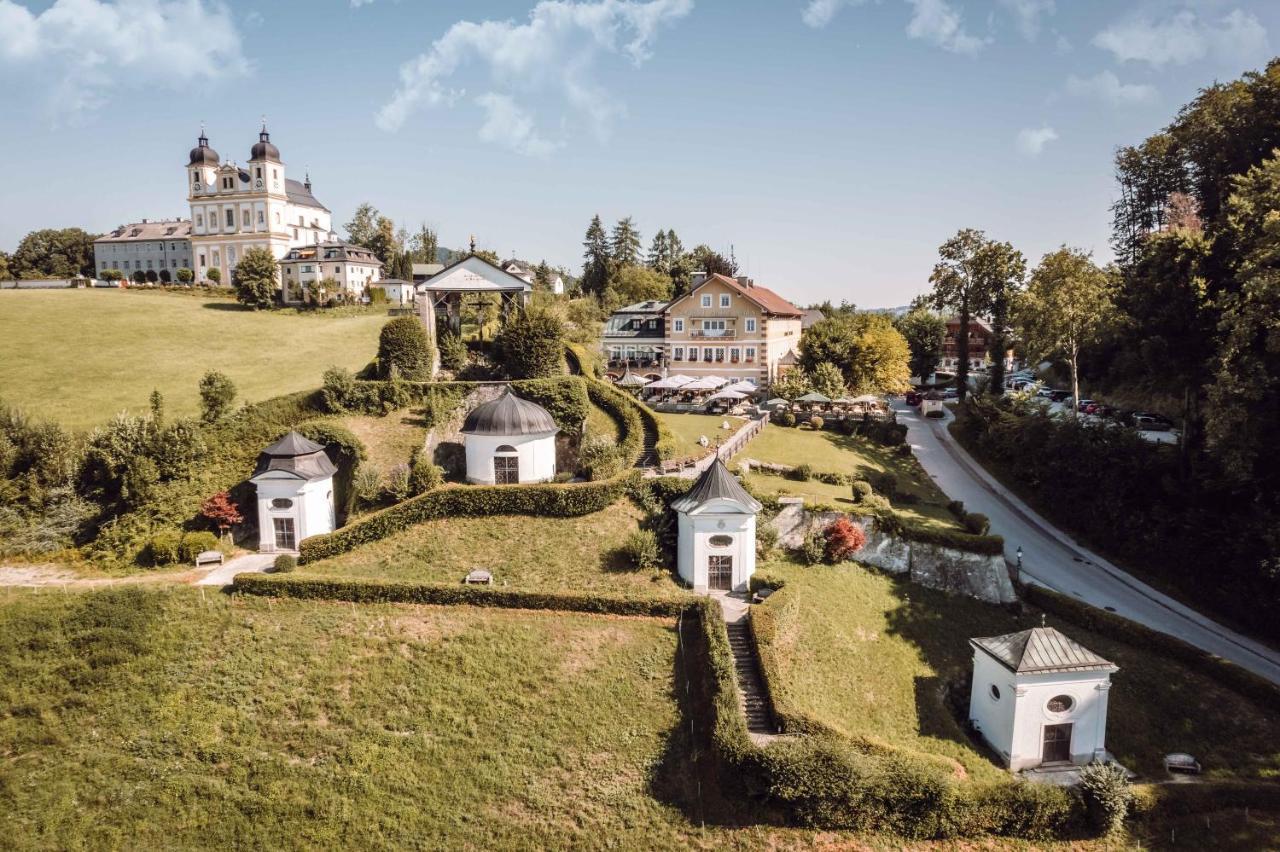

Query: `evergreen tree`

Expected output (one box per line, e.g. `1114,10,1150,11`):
646,230,669,270
611,217,642,267
581,215,610,298
410,223,439,264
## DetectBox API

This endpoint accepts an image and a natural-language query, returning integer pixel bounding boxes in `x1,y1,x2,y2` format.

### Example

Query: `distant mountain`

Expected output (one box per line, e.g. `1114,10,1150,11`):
867,305,911,317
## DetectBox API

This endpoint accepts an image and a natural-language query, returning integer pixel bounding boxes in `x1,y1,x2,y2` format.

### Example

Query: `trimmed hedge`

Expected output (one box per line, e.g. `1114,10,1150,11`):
510,376,590,436
583,378,645,465
1023,584,1280,710
297,472,641,562
232,572,686,616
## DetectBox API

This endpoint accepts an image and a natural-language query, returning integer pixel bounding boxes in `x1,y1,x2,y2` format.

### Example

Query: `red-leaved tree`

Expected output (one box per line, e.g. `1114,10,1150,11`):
200,491,244,537
823,516,866,563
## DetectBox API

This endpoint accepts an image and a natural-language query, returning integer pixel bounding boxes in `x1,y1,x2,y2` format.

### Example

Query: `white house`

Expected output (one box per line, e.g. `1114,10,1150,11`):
460,389,558,484
278,240,382,304
249,431,337,553
370,278,416,307
672,458,761,592
968,626,1118,773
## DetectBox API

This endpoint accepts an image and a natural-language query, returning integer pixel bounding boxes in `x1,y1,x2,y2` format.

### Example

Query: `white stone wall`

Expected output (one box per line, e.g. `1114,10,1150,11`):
676,502,757,591
253,475,335,553
463,432,557,484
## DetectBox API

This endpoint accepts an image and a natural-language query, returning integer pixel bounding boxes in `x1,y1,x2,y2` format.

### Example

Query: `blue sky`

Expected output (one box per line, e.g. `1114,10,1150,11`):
0,0,1275,307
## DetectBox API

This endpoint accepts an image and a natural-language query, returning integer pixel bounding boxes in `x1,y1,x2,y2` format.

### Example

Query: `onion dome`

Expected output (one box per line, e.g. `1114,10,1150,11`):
460,389,558,436
250,124,281,162
252,431,337,481
188,131,219,166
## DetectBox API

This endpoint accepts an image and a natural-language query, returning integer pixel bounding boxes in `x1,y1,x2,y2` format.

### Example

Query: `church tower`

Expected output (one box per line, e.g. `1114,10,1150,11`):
187,128,219,196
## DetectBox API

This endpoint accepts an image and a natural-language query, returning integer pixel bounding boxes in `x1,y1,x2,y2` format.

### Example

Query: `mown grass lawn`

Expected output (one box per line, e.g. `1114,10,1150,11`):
301,498,686,599
0,587,719,849
0,289,385,430
340,409,428,474
585,400,622,443
654,412,738,459
755,560,1280,783
733,423,960,531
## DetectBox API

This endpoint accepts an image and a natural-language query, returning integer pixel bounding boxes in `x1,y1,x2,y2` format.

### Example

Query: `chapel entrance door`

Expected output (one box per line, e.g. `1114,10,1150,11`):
273,517,296,551
1042,723,1073,763
494,456,519,484
708,555,733,591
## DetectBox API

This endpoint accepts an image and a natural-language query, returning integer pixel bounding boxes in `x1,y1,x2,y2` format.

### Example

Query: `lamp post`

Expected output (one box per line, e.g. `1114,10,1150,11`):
1015,546,1024,583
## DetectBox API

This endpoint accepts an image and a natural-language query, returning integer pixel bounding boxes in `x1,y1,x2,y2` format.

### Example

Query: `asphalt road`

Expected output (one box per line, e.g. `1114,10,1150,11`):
894,400,1280,685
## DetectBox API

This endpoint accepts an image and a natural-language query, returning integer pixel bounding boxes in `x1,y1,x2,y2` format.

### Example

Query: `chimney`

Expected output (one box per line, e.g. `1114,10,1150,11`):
691,271,707,288
737,275,751,288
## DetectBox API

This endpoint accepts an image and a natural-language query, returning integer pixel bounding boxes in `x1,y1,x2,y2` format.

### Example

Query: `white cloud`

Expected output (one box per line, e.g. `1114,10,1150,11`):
1065,70,1157,107
1016,125,1058,156
905,0,987,56
376,0,692,155
1093,8,1268,68
0,0,248,120
476,93,560,157
998,0,1053,41
802,0,863,29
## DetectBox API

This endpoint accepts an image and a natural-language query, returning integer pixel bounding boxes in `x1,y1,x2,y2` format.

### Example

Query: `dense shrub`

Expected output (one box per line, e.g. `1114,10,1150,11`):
869,471,899,498
298,472,640,562
273,554,296,573
494,308,565,379
1079,763,1131,835
353,465,382,505
198,371,237,423
756,523,780,558
809,416,825,431
851,479,874,503
947,500,966,518
579,435,626,481
895,443,912,457
320,366,358,413
776,411,797,428
798,528,826,565
377,316,434,380
787,463,813,482
962,512,990,536
438,331,468,372
511,377,590,436
146,529,183,565
822,516,866,562
583,379,646,465
179,531,219,562
620,529,661,570
385,464,412,501
408,449,444,495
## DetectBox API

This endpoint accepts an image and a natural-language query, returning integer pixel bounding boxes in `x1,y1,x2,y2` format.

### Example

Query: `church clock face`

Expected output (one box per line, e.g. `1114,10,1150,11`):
254,178,263,188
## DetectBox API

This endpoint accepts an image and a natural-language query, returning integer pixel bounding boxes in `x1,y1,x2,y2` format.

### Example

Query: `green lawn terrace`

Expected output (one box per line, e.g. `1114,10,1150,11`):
0,588,723,849
653,411,737,460
0,289,384,431
731,423,961,532
299,498,686,600
755,561,1280,785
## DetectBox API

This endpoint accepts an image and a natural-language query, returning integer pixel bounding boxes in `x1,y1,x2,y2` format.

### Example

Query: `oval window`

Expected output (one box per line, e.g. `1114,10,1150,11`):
1046,694,1074,714
708,535,733,548
989,684,1001,701
271,498,293,510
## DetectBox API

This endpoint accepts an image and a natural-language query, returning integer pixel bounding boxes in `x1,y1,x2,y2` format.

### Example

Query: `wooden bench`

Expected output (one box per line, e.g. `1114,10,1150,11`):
463,569,493,585
195,550,224,568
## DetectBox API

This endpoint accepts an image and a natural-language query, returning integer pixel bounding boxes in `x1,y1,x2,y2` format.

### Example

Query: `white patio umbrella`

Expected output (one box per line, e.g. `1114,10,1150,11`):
796,391,833,404
723,380,758,393
617,372,648,388
682,377,724,391
708,389,748,401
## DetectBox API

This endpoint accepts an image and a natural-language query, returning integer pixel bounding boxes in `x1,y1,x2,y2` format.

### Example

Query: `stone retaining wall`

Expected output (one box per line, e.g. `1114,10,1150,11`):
770,499,1015,604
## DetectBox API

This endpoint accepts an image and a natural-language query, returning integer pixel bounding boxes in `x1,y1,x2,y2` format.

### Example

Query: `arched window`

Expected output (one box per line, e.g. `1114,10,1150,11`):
494,446,519,484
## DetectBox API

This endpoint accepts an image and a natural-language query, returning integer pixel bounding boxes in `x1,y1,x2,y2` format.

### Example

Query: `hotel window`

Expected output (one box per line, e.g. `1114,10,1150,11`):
720,294,730,308
703,319,726,332
745,318,757,332
673,347,684,361
730,348,740,363
674,318,684,332
714,348,724,362
688,347,699,361
703,349,713,363
301,265,313,273
335,266,341,274
745,347,756,361
701,295,712,308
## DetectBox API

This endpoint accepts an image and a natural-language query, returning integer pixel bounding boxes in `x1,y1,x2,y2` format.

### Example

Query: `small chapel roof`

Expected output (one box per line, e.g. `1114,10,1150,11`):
461,389,558,437
671,457,762,514
971,626,1116,675
252,431,337,481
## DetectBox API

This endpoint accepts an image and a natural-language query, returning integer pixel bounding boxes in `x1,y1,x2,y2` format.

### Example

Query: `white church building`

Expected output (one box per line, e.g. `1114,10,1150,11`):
249,431,336,553
186,124,333,286
460,389,558,485
672,458,761,592
968,625,1118,773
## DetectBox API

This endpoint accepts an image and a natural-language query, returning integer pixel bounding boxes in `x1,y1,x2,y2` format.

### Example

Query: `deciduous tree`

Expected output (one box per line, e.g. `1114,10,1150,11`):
603,265,673,310
233,246,279,309
9,228,97,279
927,228,990,401
894,307,946,383
198,371,237,423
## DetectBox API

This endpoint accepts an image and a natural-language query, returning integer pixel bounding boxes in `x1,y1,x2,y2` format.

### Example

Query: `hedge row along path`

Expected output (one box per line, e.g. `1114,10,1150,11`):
895,399,1280,685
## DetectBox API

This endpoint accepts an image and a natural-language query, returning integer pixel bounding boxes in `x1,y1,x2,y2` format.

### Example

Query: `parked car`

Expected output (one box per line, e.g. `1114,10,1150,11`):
905,391,922,406
1049,390,1071,402
941,388,959,400
1076,399,1096,413
1036,388,1055,399
1133,413,1174,431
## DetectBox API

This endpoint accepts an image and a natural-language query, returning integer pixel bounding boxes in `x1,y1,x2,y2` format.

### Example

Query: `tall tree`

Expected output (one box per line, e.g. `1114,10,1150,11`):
799,312,910,394
10,228,98,278
973,239,1027,395
343,203,380,249
687,244,737,277
368,216,399,265
233,246,279,309
603,265,673,311
927,228,989,402
894,307,946,383
581,215,610,299
1017,247,1113,417
646,230,669,271
410,223,439,264
610,217,642,267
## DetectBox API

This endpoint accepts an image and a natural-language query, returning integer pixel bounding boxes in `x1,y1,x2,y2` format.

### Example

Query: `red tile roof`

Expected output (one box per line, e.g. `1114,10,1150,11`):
699,273,803,317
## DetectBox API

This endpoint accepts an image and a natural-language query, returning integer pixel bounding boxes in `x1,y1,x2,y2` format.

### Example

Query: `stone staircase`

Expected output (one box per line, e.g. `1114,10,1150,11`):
725,618,776,736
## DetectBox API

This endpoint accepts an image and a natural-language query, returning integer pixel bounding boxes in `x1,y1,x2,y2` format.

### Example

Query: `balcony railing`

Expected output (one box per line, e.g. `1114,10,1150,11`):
689,330,737,339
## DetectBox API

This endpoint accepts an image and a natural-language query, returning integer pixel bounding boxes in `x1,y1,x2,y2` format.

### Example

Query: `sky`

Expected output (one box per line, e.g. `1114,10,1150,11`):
0,0,1275,308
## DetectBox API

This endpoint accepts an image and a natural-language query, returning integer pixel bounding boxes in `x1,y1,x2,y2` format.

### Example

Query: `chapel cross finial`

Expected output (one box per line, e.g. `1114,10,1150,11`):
470,234,477,253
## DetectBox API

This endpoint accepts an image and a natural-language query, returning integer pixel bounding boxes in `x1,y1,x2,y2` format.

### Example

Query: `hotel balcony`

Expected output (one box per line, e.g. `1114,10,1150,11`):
689,330,738,339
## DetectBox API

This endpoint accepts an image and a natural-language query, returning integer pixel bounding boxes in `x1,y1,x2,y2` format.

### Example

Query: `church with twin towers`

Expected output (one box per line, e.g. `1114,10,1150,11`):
186,123,334,285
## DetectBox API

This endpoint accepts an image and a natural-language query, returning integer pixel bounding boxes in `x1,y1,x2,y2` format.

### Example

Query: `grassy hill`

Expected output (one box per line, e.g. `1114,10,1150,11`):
0,289,384,430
